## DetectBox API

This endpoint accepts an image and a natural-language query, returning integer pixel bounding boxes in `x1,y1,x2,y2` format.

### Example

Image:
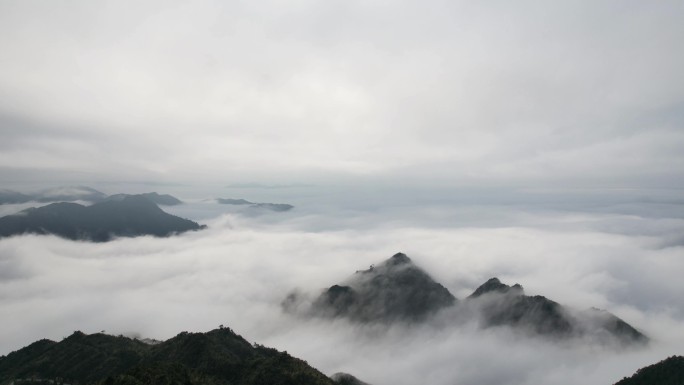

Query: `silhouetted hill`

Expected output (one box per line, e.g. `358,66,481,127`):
0,328,338,385
106,192,183,206
217,198,293,212
0,195,203,241
308,253,456,322
467,278,648,344
613,356,684,385
0,186,107,204
330,373,371,385
294,253,647,346
0,189,33,204
34,186,107,203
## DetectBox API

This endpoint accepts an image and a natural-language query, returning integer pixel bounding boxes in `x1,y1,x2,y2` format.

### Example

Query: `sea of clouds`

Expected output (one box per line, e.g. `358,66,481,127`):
1,190,683,385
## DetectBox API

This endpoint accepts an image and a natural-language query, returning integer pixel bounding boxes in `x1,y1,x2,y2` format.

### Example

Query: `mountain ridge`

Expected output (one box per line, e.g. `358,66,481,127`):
0,195,203,242
0,186,184,206
0,327,354,385
217,198,294,212
294,253,648,346
613,355,684,385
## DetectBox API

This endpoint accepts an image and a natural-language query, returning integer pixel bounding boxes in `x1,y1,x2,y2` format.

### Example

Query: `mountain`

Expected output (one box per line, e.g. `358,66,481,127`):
0,186,107,205
0,195,204,242
294,253,647,345
613,356,684,385
0,189,33,204
0,328,340,385
106,192,183,206
466,278,649,344
217,198,294,212
307,253,456,323
330,373,371,385
0,187,184,207
34,186,108,203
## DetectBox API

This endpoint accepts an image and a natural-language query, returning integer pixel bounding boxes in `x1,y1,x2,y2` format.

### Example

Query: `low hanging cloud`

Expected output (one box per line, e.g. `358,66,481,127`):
1,200,683,385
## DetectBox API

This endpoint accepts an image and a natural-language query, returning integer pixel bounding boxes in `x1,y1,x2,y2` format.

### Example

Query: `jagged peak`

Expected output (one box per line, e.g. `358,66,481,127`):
385,252,412,266
469,277,524,298
312,253,456,323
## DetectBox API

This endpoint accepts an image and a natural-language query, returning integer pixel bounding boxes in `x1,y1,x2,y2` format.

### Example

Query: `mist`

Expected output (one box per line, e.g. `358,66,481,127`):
1,2,683,382
1,191,683,385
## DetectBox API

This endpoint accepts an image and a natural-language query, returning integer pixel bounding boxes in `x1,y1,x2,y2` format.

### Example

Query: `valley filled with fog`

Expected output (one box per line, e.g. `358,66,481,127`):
1,186,682,385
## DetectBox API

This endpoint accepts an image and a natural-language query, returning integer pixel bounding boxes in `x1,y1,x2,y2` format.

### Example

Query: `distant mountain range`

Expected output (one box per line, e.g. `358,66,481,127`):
0,186,297,214
289,253,648,346
0,186,185,206
0,327,366,385
0,186,108,204
105,192,183,206
0,195,203,242
217,198,294,212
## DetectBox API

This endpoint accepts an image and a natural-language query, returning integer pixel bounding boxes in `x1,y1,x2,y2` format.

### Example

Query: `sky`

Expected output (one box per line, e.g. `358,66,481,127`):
1,2,684,385
1,0,683,189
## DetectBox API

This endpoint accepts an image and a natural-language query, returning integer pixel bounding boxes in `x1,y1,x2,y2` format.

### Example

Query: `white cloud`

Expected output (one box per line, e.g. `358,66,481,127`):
0,201,683,385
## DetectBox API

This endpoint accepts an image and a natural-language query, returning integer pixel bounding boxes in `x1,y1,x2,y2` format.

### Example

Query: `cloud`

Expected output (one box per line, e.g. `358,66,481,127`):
0,1,682,187
0,199,683,385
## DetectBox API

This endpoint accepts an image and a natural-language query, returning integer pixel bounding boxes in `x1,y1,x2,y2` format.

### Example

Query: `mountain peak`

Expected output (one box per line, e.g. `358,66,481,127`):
310,253,456,323
387,252,411,265
469,277,524,298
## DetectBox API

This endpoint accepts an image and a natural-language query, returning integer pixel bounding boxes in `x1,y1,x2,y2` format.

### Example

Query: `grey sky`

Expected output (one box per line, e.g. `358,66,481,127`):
1,1,683,188
2,4,684,384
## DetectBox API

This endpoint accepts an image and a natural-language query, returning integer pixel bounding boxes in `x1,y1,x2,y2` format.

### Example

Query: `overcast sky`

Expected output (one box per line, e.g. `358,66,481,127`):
1,4,684,383
1,1,683,189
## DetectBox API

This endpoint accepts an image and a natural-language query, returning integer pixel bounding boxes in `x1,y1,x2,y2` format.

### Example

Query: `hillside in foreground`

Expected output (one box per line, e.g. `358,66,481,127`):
613,356,684,385
0,327,356,385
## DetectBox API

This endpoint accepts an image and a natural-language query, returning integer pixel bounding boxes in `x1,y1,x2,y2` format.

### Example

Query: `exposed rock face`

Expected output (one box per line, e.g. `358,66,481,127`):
0,195,203,241
310,253,457,323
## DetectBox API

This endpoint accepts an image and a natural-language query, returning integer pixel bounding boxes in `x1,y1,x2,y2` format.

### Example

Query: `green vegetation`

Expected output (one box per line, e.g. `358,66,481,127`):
0,328,337,385
613,356,684,385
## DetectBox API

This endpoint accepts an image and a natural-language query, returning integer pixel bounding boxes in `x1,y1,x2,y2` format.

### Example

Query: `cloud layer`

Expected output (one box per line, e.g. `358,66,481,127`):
1,199,683,385
1,1,683,187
